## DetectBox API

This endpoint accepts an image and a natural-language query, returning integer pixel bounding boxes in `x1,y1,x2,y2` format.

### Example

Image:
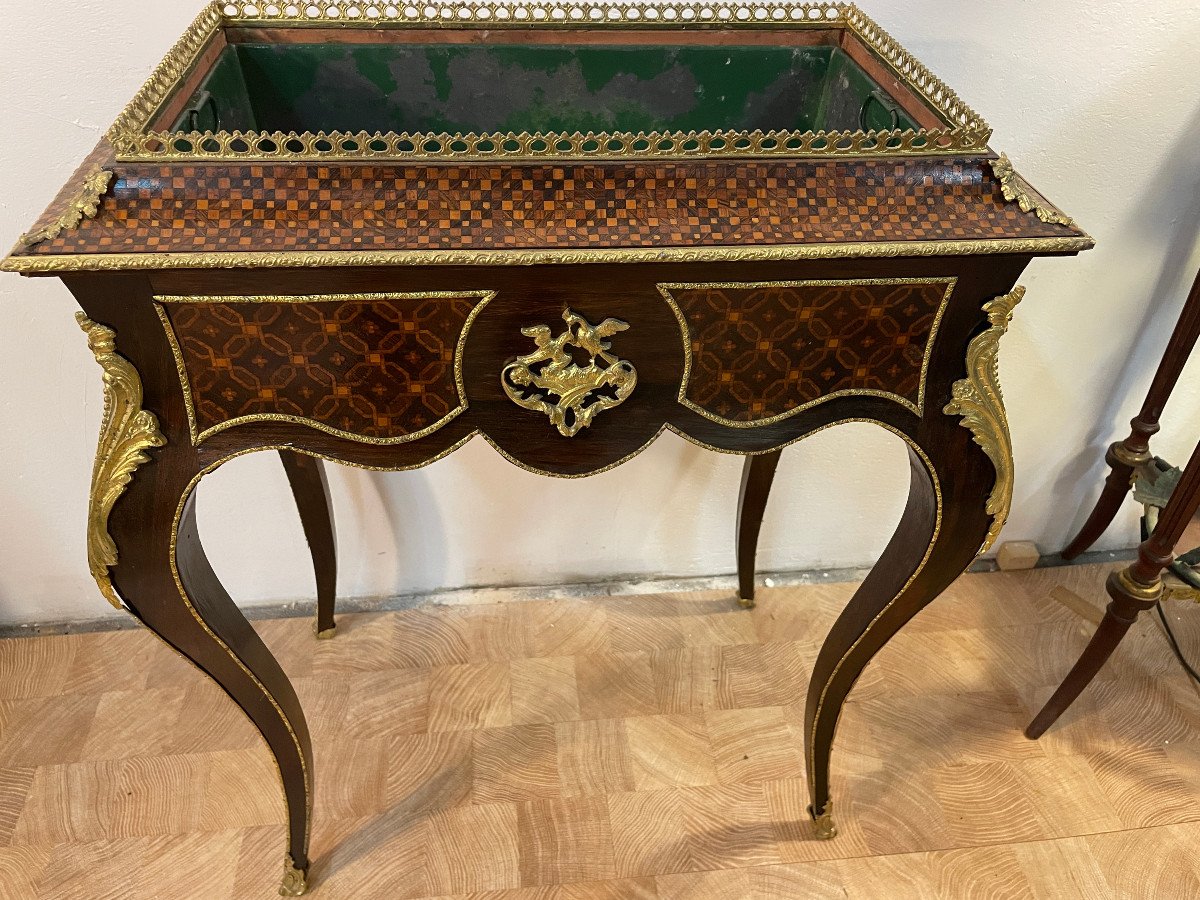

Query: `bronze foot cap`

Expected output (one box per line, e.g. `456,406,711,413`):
279,855,308,896
315,623,337,640
737,596,756,610
809,802,838,840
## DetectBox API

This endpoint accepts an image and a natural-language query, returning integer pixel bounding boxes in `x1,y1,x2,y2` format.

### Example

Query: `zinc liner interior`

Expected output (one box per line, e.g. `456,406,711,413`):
168,39,923,137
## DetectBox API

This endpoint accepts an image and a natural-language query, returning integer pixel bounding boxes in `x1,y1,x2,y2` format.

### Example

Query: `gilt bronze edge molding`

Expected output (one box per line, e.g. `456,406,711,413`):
100,0,991,164
152,290,494,446
77,313,167,610
659,276,957,426
19,168,114,249
2,236,1096,274
943,285,1024,556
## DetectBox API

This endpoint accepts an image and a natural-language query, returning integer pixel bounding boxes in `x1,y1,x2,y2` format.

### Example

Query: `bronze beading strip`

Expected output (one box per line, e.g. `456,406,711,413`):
220,0,850,27
102,0,990,163
659,277,957,426
2,236,1096,274
154,290,495,446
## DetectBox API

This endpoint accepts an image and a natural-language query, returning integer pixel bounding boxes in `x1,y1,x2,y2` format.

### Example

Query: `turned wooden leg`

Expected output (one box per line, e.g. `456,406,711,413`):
736,450,782,610
1031,432,1200,737
1061,266,1200,559
802,438,995,838
1025,569,1159,738
278,451,338,638
1059,442,1151,560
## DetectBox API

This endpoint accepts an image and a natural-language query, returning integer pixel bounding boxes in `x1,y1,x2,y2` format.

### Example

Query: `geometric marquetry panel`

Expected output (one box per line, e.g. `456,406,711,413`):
25,160,1077,260
155,291,492,443
660,278,955,425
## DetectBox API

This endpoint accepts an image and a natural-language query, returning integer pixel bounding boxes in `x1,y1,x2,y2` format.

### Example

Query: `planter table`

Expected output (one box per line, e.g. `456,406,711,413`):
2,2,1092,894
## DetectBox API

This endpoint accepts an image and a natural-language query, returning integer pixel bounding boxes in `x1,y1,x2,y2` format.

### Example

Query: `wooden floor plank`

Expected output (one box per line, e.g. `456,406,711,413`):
0,635,74,700
0,767,35,848
555,719,636,799
575,652,660,721
511,657,581,726
428,662,513,733
473,724,562,804
0,845,50,899
705,706,804,786
0,560,1196,897
1085,821,1200,898
624,714,717,790
517,795,617,887
0,693,101,768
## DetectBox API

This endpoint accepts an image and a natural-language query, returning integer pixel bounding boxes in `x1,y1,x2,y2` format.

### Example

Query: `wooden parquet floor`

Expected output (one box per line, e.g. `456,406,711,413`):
0,561,1198,898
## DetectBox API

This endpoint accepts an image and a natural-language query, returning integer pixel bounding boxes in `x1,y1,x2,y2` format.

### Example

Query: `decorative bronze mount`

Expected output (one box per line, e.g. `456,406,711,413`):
944,285,1023,556
501,308,638,437
19,167,113,248
279,854,308,897
77,313,167,610
990,155,1074,227
810,801,838,840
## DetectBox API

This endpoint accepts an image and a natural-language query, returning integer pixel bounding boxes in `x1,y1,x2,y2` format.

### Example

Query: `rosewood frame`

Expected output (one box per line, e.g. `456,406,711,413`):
61,252,1032,892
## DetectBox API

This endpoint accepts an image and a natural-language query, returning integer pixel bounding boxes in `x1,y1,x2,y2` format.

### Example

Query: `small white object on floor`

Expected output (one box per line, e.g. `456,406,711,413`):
996,541,1041,571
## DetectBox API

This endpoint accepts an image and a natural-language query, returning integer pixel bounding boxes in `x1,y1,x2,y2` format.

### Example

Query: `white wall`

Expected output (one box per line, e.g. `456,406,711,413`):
1,1,1199,626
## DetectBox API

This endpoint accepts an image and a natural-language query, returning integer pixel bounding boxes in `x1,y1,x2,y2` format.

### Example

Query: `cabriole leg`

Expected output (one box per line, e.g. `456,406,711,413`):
804,286,1020,838
736,450,783,609
112,479,316,896
803,441,994,838
78,314,314,895
278,451,338,638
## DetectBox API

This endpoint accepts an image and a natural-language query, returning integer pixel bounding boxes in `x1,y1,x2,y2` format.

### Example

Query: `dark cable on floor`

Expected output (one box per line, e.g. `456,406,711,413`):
1157,580,1200,687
